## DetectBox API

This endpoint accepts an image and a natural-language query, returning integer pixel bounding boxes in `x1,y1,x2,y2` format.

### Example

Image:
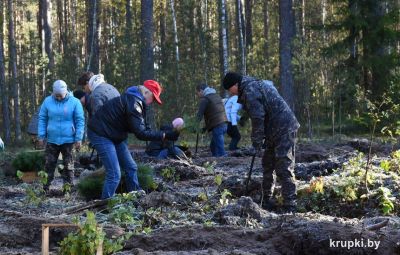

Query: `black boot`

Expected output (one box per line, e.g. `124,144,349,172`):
261,198,277,211
282,200,297,213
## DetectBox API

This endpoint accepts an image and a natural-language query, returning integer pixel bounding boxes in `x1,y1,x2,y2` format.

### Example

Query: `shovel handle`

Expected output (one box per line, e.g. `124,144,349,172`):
245,154,256,194
195,133,199,154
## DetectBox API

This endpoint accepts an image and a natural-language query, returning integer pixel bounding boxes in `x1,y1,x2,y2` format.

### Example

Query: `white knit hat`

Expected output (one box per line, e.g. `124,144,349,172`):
53,80,68,95
88,74,105,92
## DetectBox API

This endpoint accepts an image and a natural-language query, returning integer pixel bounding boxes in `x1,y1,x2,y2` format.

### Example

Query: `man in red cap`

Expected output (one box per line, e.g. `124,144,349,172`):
87,80,179,199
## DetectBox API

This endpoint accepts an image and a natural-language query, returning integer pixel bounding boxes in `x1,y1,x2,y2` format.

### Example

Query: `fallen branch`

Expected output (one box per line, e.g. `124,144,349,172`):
64,199,110,214
0,208,24,217
365,219,389,231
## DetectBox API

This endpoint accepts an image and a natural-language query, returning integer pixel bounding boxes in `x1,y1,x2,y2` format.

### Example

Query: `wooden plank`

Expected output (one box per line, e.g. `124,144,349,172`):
42,223,78,228
42,226,49,255
96,240,103,255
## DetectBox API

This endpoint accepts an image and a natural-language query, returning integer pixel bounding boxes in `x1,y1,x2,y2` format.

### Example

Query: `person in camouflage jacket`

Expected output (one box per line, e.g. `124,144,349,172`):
223,72,300,212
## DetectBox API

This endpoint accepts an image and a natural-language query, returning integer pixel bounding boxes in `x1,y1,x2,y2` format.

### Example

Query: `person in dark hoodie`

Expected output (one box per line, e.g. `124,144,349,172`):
196,84,228,157
145,124,185,159
88,80,180,199
223,72,300,213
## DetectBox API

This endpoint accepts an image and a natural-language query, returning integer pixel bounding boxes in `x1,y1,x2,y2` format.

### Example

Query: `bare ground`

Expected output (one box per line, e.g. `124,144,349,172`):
0,139,400,254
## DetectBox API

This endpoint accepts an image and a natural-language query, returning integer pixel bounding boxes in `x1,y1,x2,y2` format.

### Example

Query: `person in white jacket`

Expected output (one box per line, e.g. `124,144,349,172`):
0,137,4,151
224,95,242,150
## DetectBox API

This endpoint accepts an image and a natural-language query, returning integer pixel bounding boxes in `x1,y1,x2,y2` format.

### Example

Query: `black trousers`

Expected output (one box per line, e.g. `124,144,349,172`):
227,122,241,150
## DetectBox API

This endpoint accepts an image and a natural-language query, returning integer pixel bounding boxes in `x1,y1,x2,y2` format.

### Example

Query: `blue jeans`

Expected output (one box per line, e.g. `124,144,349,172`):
88,129,140,199
157,146,185,159
210,123,227,157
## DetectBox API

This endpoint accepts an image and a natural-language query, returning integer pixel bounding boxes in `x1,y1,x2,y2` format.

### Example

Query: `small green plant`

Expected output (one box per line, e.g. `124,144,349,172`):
219,189,232,206
332,177,359,202
63,183,72,193
161,167,179,182
198,192,208,202
380,150,400,173
203,161,217,174
59,211,130,255
16,170,48,206
12,150,45,172
376,187,395,215
77,170,104,200
306,177,324,194
137,164,158,191
78,165,157,200
108,192,138,226
380,160,391,172
214,174,223,186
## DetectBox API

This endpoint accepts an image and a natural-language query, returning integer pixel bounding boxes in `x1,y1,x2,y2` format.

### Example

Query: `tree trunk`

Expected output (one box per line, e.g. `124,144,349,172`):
236,0,246,75
160,1,167,69
125,0,134,84
169,0,180,94
370,0,387,100
56,0,64,54
126,0,133,34
279,0,295,110
263,0,269,61
218,0,229,93
29,32,37,112
140,0,155,129
140,0,155,82
41,0,54,73
198,0,209,84
7,0,21,141
245,0,253,48
71,0,79,68
86,0,100,73
38,0,46,98
0,0,11,143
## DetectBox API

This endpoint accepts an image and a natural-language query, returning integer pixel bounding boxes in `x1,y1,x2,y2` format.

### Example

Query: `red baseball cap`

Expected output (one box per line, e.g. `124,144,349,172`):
143,80,163,105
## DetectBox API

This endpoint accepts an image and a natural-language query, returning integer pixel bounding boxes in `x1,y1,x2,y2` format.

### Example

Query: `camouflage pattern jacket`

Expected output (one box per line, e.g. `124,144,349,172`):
238,76,300,149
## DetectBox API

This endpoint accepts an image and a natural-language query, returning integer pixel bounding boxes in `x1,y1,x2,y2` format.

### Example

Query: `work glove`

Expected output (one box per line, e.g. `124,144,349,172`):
0,138,4,151
165,130,180,141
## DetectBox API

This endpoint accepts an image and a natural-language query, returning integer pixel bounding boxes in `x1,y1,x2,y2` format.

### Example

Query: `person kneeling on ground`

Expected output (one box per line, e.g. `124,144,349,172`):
145,121,186,159
38,80,85,192
88,80,180,199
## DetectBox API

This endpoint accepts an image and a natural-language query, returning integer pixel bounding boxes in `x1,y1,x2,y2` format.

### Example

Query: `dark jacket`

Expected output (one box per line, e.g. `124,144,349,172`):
88,86,164,144
238,76,300,148
197,87,227,131
145,125,175,155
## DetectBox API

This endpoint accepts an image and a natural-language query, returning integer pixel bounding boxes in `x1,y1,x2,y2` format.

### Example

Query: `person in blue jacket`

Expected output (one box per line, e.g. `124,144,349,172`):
38,80,85,191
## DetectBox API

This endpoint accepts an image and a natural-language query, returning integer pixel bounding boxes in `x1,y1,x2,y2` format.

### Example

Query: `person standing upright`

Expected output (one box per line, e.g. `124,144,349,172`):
196,84,228,157
223,72,300,212
224,94,242,150
38,80,85,191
